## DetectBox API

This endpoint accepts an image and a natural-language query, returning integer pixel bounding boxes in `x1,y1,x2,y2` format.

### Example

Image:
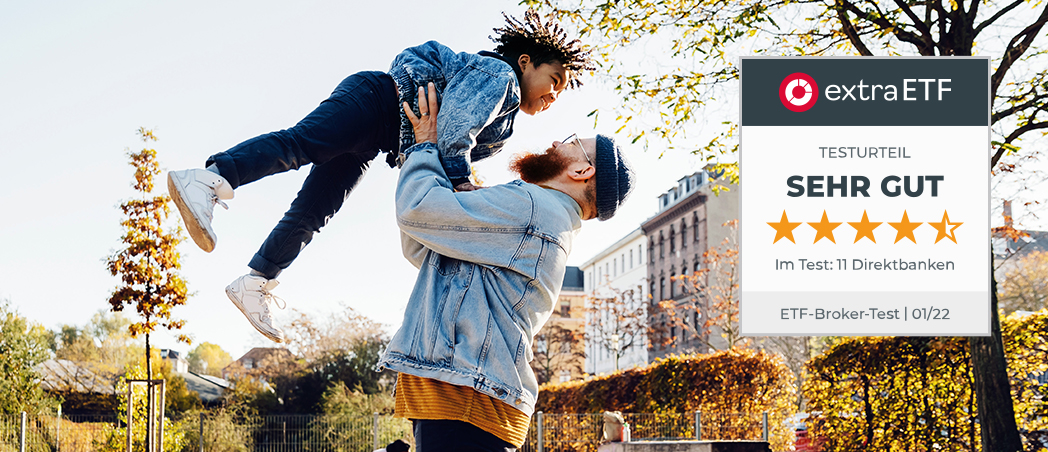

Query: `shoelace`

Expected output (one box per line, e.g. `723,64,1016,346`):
258,287,286,323
205,193,229,221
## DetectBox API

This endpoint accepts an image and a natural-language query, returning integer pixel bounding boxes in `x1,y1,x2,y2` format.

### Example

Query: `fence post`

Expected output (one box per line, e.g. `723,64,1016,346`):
198,412,204,452
56,405,62,451
373,412,379,451
694,411,701,440
19,411,27,452
536,411,544,452
761,412,769,442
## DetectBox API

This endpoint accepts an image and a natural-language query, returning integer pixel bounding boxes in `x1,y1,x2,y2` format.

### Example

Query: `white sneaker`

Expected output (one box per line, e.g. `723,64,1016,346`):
167,169,234,253
225,274,286,343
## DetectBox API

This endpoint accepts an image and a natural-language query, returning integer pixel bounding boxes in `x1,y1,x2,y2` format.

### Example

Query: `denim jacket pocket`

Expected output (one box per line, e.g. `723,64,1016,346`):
428,251,460,276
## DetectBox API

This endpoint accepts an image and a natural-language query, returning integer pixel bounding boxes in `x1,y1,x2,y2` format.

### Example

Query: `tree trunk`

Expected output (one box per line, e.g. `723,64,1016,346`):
146,332,154,452
970,254,1023,452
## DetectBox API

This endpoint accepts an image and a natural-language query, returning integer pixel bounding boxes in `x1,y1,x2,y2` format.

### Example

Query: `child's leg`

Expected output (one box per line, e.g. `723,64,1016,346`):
243,72,400,279
205,71,398,189
247,149,379,279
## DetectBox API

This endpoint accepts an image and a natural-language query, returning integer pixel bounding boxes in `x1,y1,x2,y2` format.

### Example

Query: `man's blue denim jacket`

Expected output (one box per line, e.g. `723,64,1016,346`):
388,41,520,181
378,143,582,417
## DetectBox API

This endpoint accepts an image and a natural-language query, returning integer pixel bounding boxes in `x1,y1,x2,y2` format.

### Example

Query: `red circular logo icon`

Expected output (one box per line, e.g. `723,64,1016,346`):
779,72,819,112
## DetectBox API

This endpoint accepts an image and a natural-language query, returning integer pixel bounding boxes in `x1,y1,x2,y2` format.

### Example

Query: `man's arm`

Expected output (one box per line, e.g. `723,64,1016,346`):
397,83,530,268
396,143,535,269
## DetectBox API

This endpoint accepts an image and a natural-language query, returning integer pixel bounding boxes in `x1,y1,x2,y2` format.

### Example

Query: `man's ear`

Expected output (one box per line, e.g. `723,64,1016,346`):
518,54,532,72
568,163,595,182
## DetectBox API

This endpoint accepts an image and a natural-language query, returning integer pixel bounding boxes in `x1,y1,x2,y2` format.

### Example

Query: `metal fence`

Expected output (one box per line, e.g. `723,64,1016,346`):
1,411,770,452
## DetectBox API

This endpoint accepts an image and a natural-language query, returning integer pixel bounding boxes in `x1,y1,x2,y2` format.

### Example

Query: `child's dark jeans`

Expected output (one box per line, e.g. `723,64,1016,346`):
205,71,400,279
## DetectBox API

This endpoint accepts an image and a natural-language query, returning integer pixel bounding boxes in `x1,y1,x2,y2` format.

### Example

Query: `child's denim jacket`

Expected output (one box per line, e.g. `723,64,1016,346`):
379,143,582,417
388,41,519,181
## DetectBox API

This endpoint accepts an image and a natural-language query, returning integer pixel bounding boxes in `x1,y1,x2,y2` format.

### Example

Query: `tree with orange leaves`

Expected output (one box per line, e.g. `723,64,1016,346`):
105,127,190,383
665,220,745,352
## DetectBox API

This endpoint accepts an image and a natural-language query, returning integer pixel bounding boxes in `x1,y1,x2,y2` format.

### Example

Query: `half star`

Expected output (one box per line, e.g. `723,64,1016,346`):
928,210,962,244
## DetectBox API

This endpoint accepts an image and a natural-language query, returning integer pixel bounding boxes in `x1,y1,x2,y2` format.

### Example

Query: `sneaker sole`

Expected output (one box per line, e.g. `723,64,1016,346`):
167,172,216,253
226,286,284,343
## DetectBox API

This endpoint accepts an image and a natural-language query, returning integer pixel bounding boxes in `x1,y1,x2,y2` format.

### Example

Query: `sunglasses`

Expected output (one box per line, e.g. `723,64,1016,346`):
562,133,593,167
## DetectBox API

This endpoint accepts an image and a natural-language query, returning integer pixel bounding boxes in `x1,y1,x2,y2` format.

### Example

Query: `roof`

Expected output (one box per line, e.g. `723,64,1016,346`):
35,359,116,394
562,266,584,292
180,371,230,402
993,230,1047,259
579,228,644,268
233,347,295,363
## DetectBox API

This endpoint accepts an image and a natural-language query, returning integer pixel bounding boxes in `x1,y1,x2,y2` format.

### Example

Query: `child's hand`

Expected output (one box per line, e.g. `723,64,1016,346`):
403,82,439,144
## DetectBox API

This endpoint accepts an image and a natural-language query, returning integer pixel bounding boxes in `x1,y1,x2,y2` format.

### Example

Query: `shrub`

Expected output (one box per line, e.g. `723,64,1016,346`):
803,310,1048,452
537,349,797,450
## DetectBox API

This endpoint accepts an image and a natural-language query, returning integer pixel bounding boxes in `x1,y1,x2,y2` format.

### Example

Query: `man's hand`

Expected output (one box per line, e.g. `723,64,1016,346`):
403,82,439,144
404,82,487,191
454,181,481,192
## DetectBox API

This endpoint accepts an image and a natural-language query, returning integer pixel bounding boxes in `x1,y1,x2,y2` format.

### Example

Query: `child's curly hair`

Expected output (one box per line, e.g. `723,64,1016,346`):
491,9,595,89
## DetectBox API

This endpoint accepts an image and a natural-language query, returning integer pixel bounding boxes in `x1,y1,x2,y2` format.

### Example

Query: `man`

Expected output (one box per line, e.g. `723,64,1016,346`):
165,10,593,343
379,86,636,450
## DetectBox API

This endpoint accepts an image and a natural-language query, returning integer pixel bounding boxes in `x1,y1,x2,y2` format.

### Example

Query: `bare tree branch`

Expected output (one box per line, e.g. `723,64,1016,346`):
974,0,1027,36
992,120,1048,167
991,3,1048,100
893,0,936,48
836,0,874,55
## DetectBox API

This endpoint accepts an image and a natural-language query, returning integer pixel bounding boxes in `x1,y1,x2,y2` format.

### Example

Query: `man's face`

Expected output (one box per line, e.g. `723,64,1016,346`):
518,56,568,116
510,136,598,219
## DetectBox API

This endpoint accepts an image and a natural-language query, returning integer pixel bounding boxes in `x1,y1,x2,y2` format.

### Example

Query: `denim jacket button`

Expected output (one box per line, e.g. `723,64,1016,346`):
494,388,507,397
514,398,522,405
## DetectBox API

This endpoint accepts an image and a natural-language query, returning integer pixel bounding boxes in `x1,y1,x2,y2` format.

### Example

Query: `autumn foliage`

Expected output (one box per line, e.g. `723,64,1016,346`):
803,310,1048,452
537,349,797,450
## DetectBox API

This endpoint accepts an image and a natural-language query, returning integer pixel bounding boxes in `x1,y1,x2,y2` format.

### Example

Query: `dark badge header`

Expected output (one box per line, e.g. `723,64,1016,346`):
741,57,989,127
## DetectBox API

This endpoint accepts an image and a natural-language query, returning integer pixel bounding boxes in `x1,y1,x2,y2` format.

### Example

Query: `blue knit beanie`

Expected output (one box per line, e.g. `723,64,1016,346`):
594,134,636,221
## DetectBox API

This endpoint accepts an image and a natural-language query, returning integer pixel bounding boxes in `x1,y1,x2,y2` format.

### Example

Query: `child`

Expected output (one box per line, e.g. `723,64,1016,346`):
166,10,593,343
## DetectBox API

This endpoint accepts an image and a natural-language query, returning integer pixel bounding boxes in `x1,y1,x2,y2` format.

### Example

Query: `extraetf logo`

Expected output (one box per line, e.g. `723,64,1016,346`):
779,73,819,112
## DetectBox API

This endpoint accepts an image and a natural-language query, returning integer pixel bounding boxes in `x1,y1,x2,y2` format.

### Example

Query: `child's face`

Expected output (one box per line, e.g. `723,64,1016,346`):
518,55,568,116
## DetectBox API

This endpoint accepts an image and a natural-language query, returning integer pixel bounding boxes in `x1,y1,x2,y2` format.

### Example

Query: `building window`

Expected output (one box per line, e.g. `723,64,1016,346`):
560,300,571,317
693,213,700,242
621,254,625,273
670,226,676,254
681,220,688,249
651,281,656,300
243,358,254,369
670,271,676,298
680,262,689,293
659,233,665,259
629,249,634,268
613,258,617,277
649,239,655,264
660,276,666,300
695,254,701,272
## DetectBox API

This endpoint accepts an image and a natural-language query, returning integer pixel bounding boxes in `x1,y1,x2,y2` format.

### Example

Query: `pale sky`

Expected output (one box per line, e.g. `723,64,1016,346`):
3,1,1043,361
0,0,705,359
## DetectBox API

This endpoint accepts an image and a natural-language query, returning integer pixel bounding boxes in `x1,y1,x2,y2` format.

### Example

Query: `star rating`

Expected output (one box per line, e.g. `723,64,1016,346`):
848,210,882,243
887,210,922,244
808,210,842,244
767,210,802,244
767,210,959,244
928,210,963,244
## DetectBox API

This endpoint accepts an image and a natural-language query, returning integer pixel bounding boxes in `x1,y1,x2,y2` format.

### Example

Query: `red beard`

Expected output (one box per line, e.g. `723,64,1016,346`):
509,148,574,184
